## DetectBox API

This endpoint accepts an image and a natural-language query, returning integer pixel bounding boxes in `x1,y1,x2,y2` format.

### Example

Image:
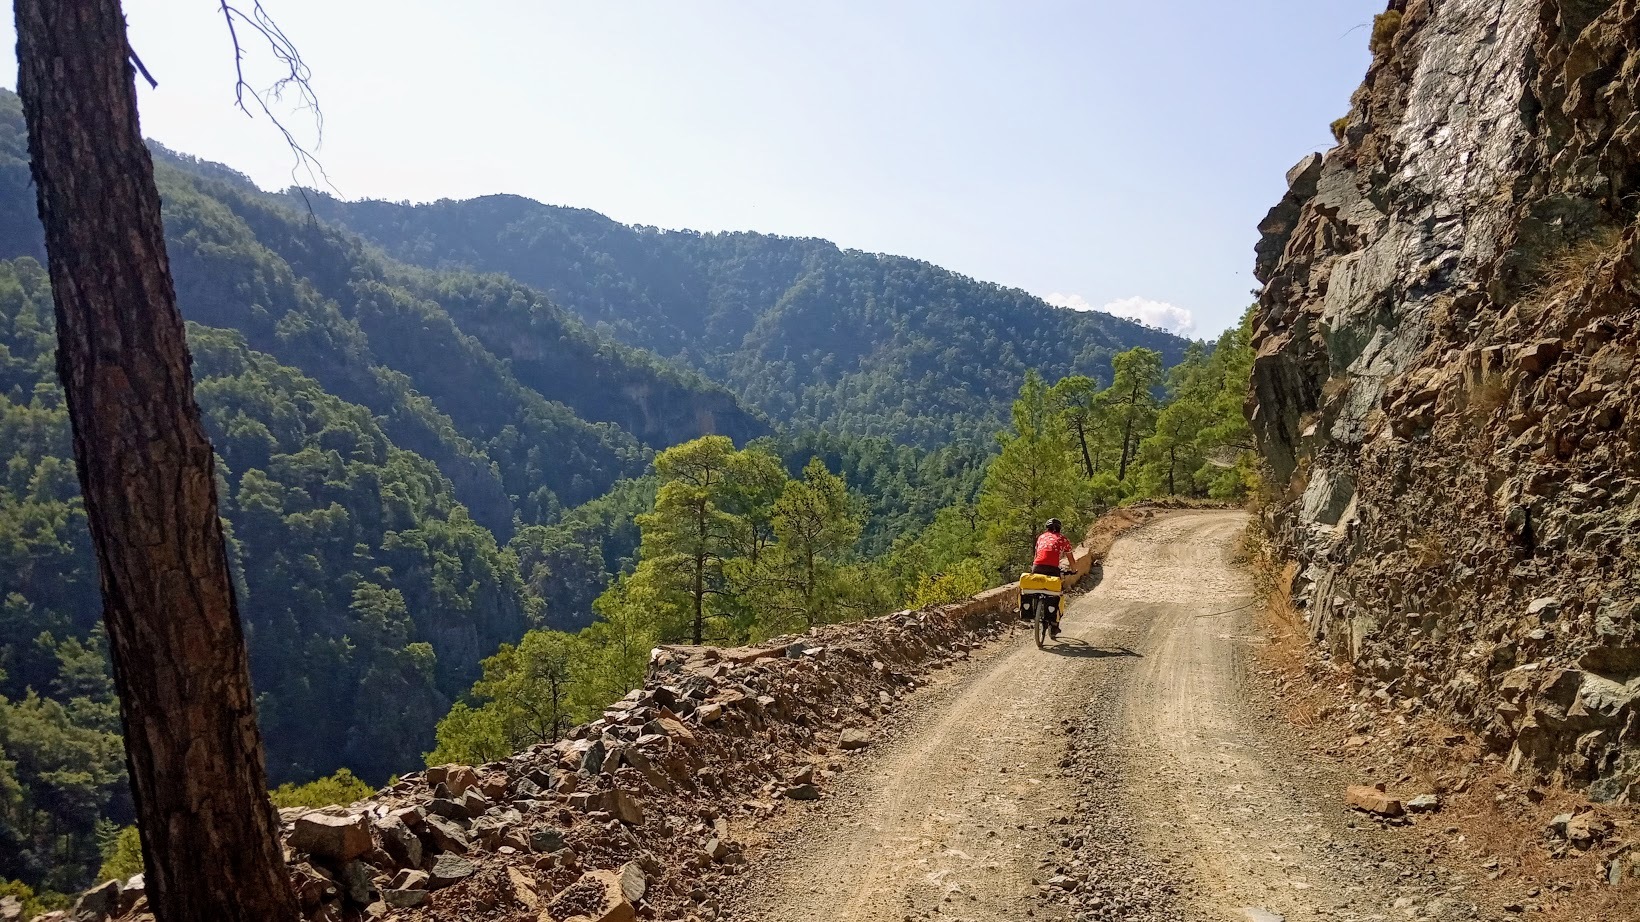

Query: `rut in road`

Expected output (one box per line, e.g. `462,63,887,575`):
725,511,1498,922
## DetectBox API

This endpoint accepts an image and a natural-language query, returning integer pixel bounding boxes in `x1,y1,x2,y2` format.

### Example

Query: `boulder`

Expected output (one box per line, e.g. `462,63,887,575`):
289,811,373,862
374,814,422,869
783,783,820,800
382,889,428,909
422,814,471,853
427,854,476,889
0,896,21,922
839,729,874,750
543,869,636,922
1345,783,1404,817
70,879,121,922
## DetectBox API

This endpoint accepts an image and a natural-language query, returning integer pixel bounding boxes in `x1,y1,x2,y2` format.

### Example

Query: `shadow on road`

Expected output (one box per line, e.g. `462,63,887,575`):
1042,636,1140,659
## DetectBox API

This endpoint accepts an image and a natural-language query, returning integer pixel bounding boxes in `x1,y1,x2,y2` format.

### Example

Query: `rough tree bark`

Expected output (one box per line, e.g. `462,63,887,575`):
13,1,299,920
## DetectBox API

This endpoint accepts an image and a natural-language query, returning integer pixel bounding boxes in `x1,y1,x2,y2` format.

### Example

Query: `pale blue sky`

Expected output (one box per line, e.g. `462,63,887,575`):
4,1,1381,337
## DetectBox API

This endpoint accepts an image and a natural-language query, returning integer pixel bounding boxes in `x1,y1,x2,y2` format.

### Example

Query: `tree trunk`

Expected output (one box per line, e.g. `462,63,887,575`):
692,550,705,645
1117,380,1142,481
13,2,299,920
1072,419,1094,478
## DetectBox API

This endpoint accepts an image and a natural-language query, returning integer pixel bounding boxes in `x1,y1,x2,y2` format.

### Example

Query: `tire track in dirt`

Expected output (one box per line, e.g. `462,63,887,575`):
725,511,1498,922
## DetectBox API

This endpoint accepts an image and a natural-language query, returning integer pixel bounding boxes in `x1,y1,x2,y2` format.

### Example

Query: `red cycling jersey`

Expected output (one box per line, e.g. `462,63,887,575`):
1033,531,1073,568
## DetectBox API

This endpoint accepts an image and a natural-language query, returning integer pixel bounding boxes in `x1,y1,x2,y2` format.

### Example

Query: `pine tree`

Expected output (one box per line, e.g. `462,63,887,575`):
976,371,1088,573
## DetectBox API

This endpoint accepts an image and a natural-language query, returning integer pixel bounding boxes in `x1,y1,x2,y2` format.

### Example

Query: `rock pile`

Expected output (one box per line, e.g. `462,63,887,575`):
65,586,1023,922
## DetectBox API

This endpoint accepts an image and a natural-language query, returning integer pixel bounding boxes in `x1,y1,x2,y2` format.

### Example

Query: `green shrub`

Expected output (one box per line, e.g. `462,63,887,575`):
269,768,374,809
1370,10,1402,54
96,825,144,883
1330,116,1351,143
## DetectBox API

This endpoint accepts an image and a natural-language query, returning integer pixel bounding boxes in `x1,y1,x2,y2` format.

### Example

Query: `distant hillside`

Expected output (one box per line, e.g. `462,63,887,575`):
302,193,1193,445
0,86,767,794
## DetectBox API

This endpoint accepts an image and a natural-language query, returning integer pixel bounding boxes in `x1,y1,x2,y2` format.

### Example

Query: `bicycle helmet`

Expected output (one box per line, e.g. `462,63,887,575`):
1045,518,1062,534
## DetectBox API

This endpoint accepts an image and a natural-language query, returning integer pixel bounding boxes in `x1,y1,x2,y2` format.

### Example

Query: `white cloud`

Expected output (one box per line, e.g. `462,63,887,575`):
1042,292,1196,337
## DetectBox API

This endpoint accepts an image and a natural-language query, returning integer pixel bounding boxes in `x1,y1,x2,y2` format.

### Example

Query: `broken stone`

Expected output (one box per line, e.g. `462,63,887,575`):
337,860,375,905
610,788,645,825
545,869,636,922
507,867,540,909
70,879,121,922
381,889,428,910
1406,793,1441,813
390,869,429,891
374,814,422,869
422,814,471,853
531,826,567,853
289,811,374,862
783,783,820,800
839,729,874,750
617,861,647,904
427,854,476,889
1526,597,1561,623
1345,783,1404,817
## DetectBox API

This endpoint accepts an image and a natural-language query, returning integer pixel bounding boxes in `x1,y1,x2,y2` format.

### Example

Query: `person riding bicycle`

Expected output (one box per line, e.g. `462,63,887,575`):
1031,519,1074,637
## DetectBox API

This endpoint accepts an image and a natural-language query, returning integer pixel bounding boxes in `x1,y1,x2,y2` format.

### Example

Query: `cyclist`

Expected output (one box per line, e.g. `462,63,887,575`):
1031,519,1074,637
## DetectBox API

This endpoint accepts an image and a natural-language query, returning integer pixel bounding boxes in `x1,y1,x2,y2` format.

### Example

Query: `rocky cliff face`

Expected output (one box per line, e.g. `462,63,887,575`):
1251,0,1640,803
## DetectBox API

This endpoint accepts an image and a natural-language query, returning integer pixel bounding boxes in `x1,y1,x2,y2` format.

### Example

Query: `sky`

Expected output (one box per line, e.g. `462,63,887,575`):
3,1,1381,339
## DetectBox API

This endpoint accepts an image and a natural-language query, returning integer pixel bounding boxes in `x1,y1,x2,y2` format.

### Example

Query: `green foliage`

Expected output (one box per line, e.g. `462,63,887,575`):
1128,307,1259,501
268,769,375,810
976,371,1094,574
1330,115,1351,143
0,877,63,919
759,460,864,636
95,824,142,883
298,192,1191,447
1370,10,1402,55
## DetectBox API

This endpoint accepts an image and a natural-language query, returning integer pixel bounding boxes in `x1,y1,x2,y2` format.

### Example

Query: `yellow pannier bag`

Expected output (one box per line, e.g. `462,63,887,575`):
1019,572,1062,593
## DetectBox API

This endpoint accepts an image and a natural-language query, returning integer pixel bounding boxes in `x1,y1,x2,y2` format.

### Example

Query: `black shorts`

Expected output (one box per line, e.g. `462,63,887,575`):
1031,564,1062,576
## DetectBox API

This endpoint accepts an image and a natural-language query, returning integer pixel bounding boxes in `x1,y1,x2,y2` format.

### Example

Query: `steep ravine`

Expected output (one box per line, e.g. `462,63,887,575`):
1251,0,1639,807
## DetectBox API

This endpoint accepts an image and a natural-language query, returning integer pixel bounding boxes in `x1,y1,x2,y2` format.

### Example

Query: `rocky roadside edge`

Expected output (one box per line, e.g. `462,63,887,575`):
1249,550,1640,922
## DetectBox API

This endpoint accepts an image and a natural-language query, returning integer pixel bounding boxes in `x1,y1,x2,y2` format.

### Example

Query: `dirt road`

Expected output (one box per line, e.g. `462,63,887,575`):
726,511,1499,922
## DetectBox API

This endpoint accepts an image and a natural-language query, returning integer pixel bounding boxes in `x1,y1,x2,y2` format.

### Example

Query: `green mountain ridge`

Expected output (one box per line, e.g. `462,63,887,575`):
300,192,1193,446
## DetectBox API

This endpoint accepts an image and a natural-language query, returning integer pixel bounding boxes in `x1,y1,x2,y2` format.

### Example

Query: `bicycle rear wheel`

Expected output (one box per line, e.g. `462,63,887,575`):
1034,599,1048,648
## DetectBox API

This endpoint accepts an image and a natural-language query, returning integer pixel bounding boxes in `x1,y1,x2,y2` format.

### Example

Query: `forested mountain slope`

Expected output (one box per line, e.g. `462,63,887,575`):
0,91,766,536
303,193,1193,444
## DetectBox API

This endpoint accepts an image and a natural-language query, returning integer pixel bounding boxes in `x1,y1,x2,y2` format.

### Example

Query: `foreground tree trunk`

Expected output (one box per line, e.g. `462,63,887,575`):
13,1,299,920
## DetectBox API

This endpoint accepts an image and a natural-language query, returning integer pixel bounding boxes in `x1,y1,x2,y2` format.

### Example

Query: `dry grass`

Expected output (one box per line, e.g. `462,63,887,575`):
1520,227,1624,322
1410,526,1450,569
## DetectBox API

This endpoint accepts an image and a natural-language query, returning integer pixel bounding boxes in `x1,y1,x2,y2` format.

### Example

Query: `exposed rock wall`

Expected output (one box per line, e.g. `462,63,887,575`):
1252,0,1640,802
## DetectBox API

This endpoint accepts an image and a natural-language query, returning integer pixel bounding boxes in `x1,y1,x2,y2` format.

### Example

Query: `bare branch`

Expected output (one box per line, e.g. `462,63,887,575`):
216,1,336,207
128,45,158,88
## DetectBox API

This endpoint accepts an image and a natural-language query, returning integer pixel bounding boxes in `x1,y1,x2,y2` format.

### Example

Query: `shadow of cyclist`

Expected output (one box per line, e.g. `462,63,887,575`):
1041,636,1140,659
